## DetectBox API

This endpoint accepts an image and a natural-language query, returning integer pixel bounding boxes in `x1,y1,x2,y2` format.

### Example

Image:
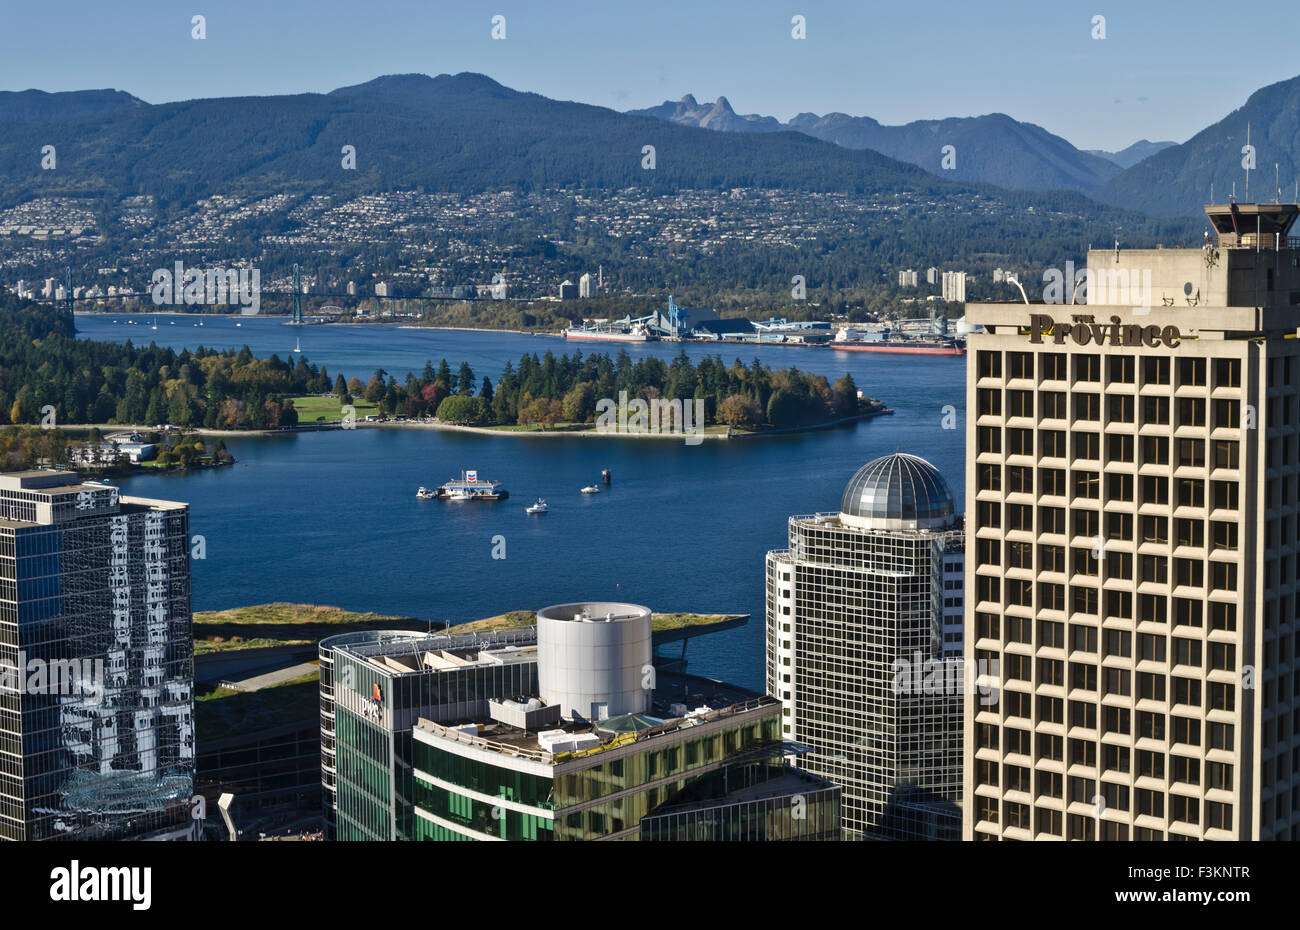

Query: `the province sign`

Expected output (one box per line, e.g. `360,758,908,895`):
1028,313,1183,348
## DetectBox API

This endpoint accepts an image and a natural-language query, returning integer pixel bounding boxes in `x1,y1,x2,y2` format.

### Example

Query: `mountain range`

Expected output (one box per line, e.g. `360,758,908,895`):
1096,74,1300,216
1085,140,1177,170
628,95,1124,193
0,73,956,210
629,75,1300,216
0,71,1294,226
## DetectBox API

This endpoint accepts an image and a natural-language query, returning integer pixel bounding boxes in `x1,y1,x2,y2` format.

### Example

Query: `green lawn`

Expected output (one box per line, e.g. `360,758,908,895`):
288,395,381,423
140,454,221,469
193,602,426,653
193,603,744,654
196,671,322,740
446,610,744,635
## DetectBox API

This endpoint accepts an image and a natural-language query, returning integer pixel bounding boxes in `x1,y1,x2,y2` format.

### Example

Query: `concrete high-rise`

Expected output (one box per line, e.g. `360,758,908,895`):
963,202,1300,840
0,470,195,840
766,453,965,839
943,271,967,303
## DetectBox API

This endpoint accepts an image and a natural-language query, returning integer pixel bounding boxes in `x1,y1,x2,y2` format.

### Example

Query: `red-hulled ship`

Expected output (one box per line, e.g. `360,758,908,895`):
832,338,965,356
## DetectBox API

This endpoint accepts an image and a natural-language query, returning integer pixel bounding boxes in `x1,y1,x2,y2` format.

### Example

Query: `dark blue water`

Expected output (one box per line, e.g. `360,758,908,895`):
90,316,966,691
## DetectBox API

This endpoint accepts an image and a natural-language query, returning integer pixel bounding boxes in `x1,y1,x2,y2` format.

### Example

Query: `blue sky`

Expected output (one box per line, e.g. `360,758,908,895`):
1,0,1294,151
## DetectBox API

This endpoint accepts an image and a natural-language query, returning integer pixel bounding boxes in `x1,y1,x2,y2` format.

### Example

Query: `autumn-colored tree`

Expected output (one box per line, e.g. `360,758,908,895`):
717,394,761,429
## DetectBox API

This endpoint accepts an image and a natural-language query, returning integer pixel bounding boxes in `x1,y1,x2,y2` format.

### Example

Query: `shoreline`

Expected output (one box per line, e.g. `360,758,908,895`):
48,408,890,442
75,312,847,349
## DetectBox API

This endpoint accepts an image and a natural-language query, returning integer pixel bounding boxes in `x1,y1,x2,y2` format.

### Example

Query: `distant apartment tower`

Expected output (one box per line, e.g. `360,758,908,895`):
767,453,965,839
927,267,940,286
0,470,195,840
579,273,594,298
963,201,1300,841
899,269,919,288
559,279,579,300
943,271,967,303
374,281,390,298
346,281,357,297
993,268,1005,283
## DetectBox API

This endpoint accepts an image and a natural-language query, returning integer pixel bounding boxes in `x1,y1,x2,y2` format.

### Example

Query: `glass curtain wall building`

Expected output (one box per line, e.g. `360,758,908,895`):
0,470,195,841
320,627,539,841
409,690,838,840
767,453,965,840
329,603,840,841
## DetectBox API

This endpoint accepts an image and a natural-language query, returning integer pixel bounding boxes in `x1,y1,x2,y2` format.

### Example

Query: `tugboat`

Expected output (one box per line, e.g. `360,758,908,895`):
580,484,601,495
526,498,548,515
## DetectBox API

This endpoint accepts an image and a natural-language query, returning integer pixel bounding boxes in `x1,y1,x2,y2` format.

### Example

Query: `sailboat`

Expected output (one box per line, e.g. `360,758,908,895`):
151,316,157,331
293,336,302,354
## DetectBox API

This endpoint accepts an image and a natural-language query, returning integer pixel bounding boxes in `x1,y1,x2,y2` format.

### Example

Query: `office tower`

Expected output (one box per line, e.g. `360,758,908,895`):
319,626,539,840
943,271,967,303
963,202,1300,841
928,267,940,286
579,272,594,298
0,470,195,840
327,604,840,841
767,453,965,839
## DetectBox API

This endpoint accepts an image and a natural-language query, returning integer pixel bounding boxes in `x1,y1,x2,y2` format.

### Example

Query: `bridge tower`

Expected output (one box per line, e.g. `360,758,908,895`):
291,263,303,325
64,267,73,316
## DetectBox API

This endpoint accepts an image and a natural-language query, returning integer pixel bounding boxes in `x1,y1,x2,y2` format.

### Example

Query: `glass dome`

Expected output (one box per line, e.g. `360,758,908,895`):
839,452,956,531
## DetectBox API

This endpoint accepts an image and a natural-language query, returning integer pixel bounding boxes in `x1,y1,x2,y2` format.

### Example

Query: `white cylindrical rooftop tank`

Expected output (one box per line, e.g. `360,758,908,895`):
537,602,652,722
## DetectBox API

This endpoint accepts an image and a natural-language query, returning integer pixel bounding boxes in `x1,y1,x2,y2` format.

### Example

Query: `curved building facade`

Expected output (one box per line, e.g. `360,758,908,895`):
319,627,539,840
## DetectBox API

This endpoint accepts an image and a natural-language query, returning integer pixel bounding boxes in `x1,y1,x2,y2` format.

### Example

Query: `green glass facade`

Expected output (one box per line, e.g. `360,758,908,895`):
335,710,392,841
325,633,539,841
639,779,843,841
409,706,800,841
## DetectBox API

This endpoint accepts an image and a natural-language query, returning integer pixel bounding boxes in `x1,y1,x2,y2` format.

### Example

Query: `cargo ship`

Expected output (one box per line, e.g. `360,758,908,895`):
832,327,965,356
420,470,508,501
832,339,965,356
563,319,657,343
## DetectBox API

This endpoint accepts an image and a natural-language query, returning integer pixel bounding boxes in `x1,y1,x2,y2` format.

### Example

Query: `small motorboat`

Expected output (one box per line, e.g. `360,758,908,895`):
580,484,601,495
526,499,548,514
446,487,472,501
416,486,435,500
